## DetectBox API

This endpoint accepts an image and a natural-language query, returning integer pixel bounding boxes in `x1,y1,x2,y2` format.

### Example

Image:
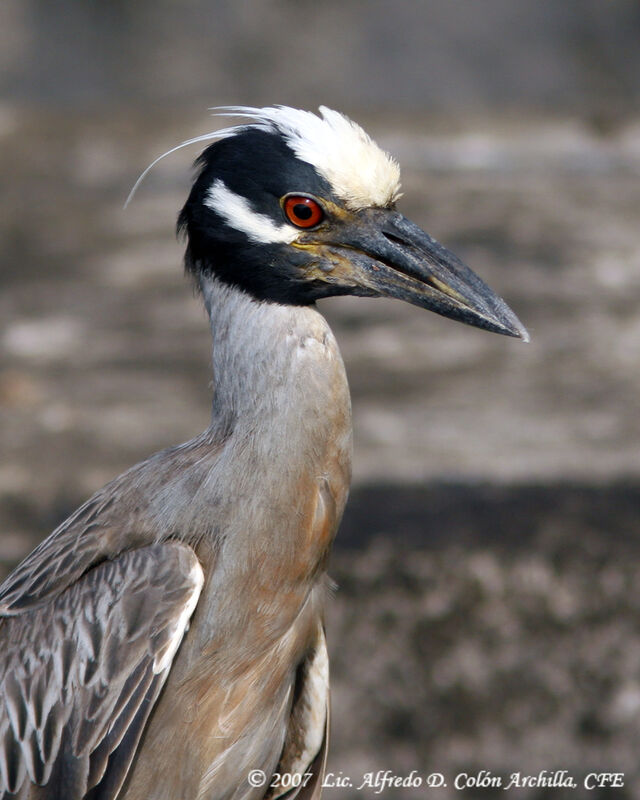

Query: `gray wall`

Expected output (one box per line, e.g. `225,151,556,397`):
2,0,639,113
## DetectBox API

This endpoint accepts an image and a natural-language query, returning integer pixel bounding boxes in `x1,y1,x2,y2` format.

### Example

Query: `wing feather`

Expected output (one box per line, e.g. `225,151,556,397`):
0,541,203,800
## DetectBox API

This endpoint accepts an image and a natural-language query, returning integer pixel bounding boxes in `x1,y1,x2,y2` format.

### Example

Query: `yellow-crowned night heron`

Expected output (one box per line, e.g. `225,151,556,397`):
0,106,528,800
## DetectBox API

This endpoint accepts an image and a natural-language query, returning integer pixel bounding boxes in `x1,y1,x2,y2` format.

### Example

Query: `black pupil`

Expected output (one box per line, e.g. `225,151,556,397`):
293,203,313,220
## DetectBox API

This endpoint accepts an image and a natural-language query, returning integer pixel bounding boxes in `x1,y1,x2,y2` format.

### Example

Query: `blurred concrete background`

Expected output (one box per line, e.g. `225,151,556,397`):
1,1,640,797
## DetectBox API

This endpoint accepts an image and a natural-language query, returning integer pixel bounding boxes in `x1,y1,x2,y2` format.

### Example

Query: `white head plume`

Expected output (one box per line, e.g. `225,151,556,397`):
125,105,402,211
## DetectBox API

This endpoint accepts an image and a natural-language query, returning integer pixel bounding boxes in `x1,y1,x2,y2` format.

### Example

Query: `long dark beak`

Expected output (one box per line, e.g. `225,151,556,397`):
314,208,529,341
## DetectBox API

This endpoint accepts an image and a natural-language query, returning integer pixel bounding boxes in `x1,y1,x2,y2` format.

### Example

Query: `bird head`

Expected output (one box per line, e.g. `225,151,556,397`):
159,106,527,339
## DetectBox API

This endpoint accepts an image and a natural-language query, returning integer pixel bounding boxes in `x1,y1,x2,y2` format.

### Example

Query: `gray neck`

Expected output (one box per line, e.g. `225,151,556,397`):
142,275,351,581
200,276,351,445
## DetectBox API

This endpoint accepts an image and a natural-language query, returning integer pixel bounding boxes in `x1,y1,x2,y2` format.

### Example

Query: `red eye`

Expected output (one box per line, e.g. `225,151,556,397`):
283,195,324,228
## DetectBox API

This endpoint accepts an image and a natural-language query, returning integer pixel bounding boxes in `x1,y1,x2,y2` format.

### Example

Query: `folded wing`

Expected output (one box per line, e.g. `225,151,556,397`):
0,542,203,800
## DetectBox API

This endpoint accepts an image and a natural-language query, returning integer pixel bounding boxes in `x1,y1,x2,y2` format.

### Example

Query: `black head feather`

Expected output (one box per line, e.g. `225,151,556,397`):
178,129,335,305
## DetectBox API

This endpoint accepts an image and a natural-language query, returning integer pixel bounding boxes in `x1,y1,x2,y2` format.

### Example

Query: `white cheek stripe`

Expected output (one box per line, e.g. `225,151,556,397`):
204,179,297,244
